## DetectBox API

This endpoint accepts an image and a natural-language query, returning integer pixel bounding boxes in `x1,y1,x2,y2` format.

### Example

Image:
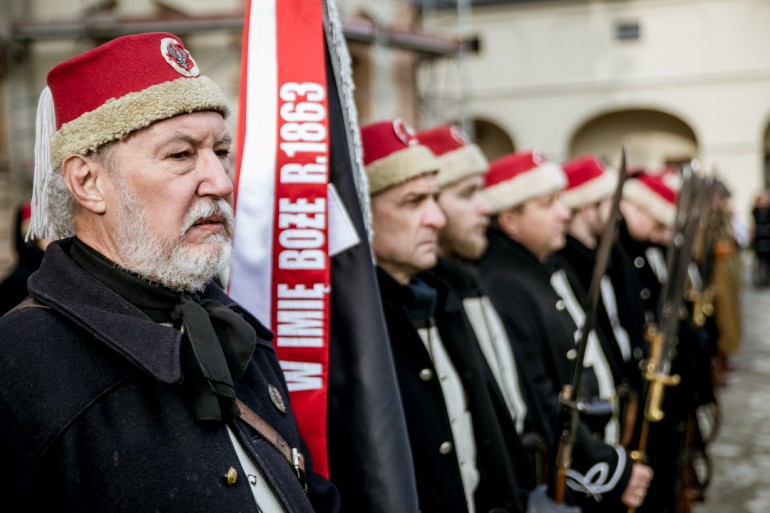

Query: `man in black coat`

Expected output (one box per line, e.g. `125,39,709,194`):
417,126,568,511
0,33,339,513
555,156,648,441
620,172,716,513
361,119,525,513
477,150,653,512
415,125,530,439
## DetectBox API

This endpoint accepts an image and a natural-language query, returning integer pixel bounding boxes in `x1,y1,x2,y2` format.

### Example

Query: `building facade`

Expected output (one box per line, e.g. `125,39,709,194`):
2,0,768,274
418,0,770,226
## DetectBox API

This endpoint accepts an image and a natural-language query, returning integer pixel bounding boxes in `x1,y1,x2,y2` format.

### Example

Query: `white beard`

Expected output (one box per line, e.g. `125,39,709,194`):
112,179,234,293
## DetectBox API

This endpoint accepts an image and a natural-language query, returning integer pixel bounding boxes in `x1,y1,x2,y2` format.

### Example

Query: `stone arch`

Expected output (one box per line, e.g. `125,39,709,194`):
470,118,515,161
568,109,698,171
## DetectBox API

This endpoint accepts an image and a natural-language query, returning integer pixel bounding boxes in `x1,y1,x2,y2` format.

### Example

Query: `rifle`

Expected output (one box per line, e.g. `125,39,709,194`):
627,164,715,513
552,146,629,503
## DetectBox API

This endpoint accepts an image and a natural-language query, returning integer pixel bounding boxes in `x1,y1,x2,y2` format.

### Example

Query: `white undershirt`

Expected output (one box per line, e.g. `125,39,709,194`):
174,326,288,512
417,325,479,513
550,269,619,444
600,275,632,362
226,426,287,512
462,297,528,434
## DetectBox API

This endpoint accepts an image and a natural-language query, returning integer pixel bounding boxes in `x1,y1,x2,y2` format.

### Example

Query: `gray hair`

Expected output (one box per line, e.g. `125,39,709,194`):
43,141,117,240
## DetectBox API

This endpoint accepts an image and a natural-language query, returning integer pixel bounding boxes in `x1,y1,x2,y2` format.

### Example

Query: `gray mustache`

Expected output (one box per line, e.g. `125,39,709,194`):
182,199,234,234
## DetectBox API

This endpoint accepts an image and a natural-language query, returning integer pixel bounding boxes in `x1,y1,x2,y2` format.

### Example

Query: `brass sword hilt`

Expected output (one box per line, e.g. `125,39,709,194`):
640,325,681,422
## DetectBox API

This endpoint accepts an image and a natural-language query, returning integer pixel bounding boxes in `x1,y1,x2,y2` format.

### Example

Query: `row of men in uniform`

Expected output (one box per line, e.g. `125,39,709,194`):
359,118,735,513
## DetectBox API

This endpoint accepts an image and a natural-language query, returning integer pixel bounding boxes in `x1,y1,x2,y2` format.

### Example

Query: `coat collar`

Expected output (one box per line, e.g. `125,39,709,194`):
484,227,554,283
376,265,459,317
431,257,481,296
559,235,596,270
27,239,272,384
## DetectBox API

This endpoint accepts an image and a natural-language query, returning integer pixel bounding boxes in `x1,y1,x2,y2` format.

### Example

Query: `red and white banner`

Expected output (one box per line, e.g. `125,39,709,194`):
231,0,331,476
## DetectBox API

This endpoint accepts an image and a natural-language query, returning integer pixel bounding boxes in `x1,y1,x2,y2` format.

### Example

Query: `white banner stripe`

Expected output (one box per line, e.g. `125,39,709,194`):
230,0,279,325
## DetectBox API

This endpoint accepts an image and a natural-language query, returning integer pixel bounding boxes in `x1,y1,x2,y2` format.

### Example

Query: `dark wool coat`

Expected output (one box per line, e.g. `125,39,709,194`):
752,204,770,258
618,221,664,324
429,258,536,497
555,235,646,393
376,267,525,513
0,239,340,513
476,229,632,512
618,225,718,513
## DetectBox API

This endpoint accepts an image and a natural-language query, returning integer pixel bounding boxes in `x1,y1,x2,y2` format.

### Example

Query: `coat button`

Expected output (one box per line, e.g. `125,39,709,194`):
419,369,433,381
555,299,565,311
225,467,238,486
634,257,645,268
640,288,651,300
566,348,577,360
439,441,454,455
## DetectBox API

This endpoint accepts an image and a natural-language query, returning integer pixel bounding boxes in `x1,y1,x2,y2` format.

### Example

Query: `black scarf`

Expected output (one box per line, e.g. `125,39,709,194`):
70,238,256,423
403,277,438,325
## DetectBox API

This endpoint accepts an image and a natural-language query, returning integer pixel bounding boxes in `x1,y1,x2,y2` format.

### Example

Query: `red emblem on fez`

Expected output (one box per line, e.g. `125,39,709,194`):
393,118,418,147
160,37,200,78
450,126,470,146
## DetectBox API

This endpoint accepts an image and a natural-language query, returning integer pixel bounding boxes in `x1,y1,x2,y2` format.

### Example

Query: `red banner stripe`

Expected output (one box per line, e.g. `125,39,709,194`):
271,0,331,477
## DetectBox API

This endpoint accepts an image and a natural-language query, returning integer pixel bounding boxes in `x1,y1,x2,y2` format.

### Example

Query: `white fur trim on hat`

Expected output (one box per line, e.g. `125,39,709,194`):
50,76,229,169
366,145,439,195
562,170,618,210
437,143,488,188
622,179,676,227
484,161,567,214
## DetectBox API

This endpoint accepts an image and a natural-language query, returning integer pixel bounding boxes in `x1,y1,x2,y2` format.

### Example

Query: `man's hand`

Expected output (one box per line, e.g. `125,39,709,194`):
621,463,654,508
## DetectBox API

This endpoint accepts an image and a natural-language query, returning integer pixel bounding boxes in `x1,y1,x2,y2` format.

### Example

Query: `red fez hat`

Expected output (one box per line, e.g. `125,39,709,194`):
484,150,567,213
622,172,678,227
361,119,439,195
561,156,618,209
29,32,229,240
415,125,488,187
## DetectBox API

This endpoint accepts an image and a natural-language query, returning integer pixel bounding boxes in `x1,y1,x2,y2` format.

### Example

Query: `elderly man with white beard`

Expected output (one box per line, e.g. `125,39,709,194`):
0,33,339,513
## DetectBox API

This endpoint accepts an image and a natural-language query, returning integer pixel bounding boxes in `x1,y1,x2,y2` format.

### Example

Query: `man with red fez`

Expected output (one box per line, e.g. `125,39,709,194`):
475,150,653,512
554,156,648,440
362,119,526,513
415,125,556,511
620,172,679,321
0,33,339,512
415,125,529,433
619,171,718,513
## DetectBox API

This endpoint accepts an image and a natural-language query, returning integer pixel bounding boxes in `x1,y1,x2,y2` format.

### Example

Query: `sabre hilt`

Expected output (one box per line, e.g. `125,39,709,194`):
641,325,681,422
685,286,715,328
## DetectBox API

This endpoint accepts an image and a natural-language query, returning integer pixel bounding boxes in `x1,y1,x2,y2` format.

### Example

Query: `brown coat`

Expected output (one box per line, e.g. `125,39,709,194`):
696,209,742,356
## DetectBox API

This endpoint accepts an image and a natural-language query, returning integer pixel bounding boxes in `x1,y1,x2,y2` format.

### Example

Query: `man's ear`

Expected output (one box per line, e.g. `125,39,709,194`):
60,154,108,215
497,208,520,238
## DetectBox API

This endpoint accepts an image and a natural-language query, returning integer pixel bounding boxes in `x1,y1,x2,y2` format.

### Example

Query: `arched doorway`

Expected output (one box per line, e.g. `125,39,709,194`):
471,118,515,161
569,109,697,171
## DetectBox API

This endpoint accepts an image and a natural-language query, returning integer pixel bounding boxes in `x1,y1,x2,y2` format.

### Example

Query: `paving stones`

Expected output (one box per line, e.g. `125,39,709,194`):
694,269,770,512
